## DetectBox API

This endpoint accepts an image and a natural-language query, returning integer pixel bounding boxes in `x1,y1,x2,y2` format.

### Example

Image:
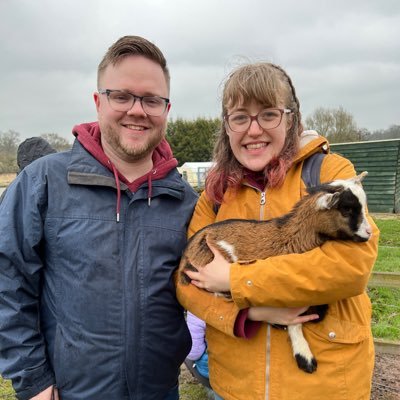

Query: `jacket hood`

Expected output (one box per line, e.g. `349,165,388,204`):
72,121,179,219
295,130,329,162
17,137,57,172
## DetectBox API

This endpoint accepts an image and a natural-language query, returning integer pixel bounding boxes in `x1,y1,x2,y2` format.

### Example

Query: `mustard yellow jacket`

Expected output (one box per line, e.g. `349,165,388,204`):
176,135,379,400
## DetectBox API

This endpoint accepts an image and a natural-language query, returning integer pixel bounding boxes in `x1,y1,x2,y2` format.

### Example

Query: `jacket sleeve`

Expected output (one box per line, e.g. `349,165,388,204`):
176,192,241,338
186,311,207,360
230,154,380,309
0,171,55,399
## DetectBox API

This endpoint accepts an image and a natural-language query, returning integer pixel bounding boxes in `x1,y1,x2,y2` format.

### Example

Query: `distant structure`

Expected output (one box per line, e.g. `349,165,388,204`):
331,139,400,213
178,162,213,189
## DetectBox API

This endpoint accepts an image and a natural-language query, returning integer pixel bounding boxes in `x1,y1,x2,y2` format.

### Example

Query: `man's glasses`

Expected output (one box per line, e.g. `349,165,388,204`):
225,108,292,133
98,89,170,116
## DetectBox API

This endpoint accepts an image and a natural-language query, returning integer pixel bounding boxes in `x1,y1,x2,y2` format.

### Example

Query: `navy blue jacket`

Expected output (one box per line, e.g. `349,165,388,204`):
0,138,197,399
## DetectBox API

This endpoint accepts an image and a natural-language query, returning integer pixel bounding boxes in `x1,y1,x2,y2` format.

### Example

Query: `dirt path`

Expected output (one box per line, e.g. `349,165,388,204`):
371,353,400,400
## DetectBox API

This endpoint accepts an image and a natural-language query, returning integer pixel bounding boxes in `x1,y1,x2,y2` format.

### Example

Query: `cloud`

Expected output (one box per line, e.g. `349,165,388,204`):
0,0,399,141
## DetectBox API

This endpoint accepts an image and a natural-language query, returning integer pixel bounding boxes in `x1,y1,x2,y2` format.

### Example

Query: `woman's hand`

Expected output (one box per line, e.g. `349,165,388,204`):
184,240,231,293
248,306,320,325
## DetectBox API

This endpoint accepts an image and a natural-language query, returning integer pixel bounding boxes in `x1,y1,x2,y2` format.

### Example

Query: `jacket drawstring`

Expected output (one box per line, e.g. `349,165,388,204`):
147,169,156,206
109,161,121,222
109,161,156,216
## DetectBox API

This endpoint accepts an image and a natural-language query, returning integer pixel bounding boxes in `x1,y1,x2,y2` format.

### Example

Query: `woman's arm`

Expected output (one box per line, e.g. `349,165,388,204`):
186,312,207,361
230,225,378,309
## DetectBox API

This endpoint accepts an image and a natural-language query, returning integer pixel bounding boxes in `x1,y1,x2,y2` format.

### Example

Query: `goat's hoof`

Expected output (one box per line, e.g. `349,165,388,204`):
295,354,317,373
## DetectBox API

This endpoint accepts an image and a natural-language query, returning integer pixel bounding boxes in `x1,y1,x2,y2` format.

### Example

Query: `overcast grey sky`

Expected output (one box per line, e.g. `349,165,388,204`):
0,0,399,142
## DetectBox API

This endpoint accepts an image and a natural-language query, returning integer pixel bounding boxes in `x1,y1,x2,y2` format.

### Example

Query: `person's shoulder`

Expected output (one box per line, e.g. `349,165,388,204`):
320,152,356,182
19,150,71,182
28,149,70,168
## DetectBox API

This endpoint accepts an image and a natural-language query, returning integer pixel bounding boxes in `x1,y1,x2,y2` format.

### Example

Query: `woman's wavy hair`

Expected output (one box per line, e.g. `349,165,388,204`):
205,62,303,205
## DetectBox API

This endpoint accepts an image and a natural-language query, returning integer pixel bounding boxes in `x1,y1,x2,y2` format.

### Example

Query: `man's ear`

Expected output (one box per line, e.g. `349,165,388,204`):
94,92,101,112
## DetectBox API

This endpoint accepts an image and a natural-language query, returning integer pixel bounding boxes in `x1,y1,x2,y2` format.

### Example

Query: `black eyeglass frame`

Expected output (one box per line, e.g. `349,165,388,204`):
98,89,170,116
224,108,293,133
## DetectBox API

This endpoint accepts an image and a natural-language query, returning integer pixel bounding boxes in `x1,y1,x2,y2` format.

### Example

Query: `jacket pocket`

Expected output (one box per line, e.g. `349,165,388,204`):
53,324,74,389
304,294,372,344
304,312,370,344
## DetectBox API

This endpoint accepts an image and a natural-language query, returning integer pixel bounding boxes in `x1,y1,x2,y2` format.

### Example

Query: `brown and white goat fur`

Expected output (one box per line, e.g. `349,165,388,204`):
179,172,372,374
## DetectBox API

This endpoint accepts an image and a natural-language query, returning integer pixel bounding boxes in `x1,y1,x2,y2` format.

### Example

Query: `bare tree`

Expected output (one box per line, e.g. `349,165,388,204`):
305,107,360,143
40,133,72,151
0,130,20,173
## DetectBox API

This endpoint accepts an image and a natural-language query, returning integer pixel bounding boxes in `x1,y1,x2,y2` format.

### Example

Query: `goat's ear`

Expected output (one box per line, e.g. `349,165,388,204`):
354,171,368,185
316,192,341,210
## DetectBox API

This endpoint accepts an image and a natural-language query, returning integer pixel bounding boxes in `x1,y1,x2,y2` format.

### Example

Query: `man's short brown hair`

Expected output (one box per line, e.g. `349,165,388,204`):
97,35,170,90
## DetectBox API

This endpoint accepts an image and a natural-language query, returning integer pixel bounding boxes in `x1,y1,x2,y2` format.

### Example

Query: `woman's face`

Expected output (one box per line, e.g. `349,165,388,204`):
225,101,290,172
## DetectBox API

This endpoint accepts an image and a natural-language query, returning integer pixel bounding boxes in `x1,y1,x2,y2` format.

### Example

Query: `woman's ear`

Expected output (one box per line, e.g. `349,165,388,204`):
286,113,294,131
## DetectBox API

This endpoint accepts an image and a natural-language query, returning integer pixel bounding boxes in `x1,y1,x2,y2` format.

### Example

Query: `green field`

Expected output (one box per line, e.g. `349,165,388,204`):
1,216,399,399
370,217,400,341
373,218,400,273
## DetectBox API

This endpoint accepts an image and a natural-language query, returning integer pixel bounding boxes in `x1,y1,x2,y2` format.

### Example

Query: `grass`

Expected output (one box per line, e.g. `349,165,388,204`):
373,219,400,272
180,384,210,400
0,213,399,398
369,287,400,341
370,216,400,341
0,378,14,399
0,174,16,187
374,247,400,272
374,219,400,247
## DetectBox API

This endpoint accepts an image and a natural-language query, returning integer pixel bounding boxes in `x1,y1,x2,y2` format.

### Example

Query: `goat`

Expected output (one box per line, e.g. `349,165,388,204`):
179,172,372,373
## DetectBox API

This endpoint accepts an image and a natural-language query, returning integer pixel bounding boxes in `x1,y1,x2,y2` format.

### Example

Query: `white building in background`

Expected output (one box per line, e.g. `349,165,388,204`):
178,162,214,188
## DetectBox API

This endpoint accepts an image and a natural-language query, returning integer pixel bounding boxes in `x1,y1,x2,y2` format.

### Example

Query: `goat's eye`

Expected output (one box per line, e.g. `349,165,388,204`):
341,207,353,216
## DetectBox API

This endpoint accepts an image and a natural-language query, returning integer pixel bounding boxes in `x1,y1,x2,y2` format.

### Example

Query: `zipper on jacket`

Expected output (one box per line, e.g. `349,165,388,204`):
260,190,270,399
260,191,266,220
265,324,271,399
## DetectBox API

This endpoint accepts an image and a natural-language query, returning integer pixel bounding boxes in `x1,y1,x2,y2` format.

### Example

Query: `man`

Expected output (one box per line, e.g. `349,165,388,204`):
0,36,197,400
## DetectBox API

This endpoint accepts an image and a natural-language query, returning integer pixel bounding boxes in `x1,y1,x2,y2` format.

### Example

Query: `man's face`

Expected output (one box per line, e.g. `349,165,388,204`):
94,55,170,163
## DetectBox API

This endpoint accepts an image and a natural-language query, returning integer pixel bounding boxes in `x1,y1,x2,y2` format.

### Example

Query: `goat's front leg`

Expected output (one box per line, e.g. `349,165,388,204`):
287,324,317,373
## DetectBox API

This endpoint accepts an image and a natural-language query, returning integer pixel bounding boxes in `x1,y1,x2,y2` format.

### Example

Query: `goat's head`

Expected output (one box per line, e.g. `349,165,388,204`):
308,172,372,242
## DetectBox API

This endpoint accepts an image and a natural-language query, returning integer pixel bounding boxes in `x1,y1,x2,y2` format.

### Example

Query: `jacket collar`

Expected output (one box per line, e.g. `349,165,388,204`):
66,139,186,221
67,139,185,193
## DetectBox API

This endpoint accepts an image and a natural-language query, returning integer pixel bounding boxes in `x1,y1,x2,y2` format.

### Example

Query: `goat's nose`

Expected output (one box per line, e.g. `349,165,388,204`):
365,225,372,236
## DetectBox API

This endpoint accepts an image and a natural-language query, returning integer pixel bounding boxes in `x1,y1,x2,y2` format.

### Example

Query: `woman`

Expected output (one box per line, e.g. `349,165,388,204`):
176,62,379,400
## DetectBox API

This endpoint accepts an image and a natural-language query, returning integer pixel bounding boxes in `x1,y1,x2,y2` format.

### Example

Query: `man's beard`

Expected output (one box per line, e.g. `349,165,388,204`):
103,124,165,162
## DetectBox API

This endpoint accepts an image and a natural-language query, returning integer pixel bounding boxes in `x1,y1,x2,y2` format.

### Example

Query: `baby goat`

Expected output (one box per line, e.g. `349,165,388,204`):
179,172,372,374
